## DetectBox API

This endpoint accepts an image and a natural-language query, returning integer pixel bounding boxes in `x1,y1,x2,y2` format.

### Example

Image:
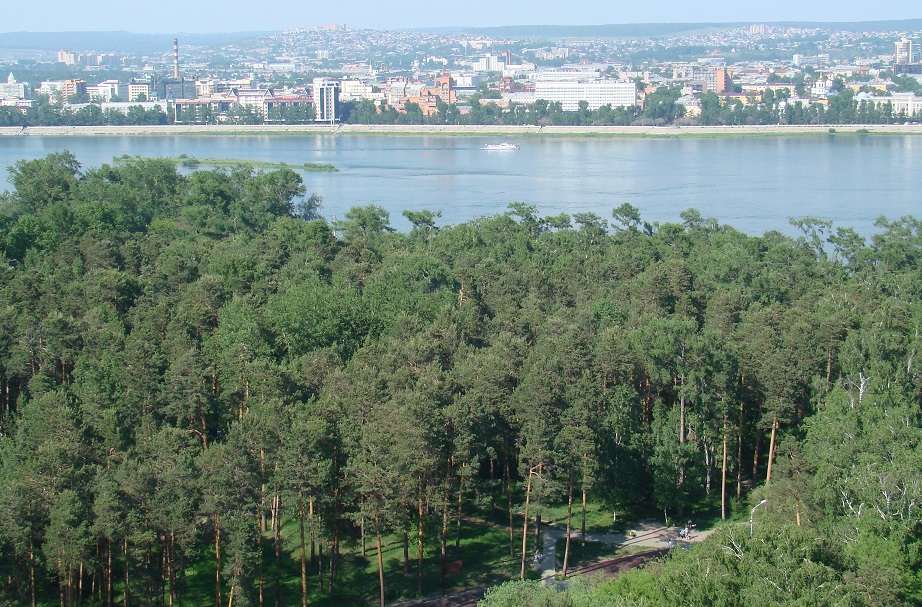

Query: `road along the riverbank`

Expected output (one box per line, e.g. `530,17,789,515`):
3,123,922,137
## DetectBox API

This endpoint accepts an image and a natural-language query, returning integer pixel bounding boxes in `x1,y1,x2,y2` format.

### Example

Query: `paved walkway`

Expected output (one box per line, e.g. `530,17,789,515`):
533,520,714,581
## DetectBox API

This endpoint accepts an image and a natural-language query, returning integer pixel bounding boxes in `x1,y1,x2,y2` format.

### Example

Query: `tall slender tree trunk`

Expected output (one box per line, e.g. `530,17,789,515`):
766,417,779,484
581,487,587,547
752,403,763,480
721,418,728,521
562,473,573,578
257,522,263,607
417,478,425,596
300,500,307,607
360,503,367,557
144,541,151,607
259,453,266,607
124,537,130,607
30,542,36,607
214,514,221,607
440,488,449,596
274,493,281,607
309,498,316,566
376,517,385,607
106,540,112,607
318,544,325,593
505,456,514,558
737,401,744,499
454,465,465,553
402,532,409,575
519,468,533,581
678,375,686,489
331,525,339,585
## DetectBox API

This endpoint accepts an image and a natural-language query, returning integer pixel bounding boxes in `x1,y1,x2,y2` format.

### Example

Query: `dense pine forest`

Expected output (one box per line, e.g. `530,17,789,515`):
0,152,921,607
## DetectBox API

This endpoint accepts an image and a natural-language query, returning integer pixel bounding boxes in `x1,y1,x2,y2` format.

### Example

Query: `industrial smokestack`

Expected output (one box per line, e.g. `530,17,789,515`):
173,38,179,79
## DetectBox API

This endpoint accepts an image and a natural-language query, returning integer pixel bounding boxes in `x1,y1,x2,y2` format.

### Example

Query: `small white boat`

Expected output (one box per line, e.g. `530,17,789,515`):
482,142,520,150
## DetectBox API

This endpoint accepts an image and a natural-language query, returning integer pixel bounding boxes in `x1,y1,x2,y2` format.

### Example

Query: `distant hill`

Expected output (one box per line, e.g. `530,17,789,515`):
441,19,922,39
0,31,268,54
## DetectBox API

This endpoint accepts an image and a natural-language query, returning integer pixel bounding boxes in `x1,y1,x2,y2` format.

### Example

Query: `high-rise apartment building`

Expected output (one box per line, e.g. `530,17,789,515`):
896,38,914,64
716,69,733,94
313,78,339,123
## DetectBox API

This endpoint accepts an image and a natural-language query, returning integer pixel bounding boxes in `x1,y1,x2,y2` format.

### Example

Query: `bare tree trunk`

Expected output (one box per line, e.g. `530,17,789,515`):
30,542,36,607
214,514,221,607
766,417,779,484
124,537,130,607
376,517,385,607
519,468,533,580
257,522,263,607
737,401,744,499
403,532,409,575
106,541,112,607
360,504,367,558
704,442,712,496
721,418,728,521
505,455,514,558
144,541,151,607
274,493,281,607
454,465,465,553
331,523,340,585
440,488,449,596
678,375,686,489
562,473,573,578
418,476,425,596
317,544,324,593
300,500,307,607
309,498,316,566
752,403,763,480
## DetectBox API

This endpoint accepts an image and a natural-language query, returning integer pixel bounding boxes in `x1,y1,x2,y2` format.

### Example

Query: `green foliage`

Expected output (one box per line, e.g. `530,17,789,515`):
1,152,922,606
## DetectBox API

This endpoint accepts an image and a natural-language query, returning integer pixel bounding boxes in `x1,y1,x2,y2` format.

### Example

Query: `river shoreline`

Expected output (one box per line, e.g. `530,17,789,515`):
3,123,922,137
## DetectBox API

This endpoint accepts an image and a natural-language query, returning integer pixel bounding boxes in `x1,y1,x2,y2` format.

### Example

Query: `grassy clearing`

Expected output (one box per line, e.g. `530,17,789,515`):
176,517,530,607
540,501,629,535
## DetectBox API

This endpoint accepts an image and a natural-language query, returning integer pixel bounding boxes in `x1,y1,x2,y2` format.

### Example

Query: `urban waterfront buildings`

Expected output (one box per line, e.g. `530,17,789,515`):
533,79,636,111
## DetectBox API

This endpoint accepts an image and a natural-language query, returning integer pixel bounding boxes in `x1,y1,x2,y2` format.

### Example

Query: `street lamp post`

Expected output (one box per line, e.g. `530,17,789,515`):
750,499,767,535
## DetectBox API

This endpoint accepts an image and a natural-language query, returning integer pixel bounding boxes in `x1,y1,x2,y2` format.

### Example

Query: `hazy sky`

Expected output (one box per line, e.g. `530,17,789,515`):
4,0,920,33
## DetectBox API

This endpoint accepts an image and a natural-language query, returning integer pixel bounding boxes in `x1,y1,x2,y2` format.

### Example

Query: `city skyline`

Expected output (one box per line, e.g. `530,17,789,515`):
3,1,920,34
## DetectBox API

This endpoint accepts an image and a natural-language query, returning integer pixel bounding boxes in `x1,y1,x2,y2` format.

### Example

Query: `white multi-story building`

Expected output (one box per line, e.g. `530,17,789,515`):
40,81,64,96
127,83,150,101
855,92,922,116
91,80,122,102
534,79,636,111
338,79,375,101
312,78,339,122
0,73,31,100
473,54,505,72
896,38,914,65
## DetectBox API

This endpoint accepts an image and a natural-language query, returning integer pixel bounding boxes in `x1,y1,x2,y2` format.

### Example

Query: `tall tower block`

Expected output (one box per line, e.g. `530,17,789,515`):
173,39,180,79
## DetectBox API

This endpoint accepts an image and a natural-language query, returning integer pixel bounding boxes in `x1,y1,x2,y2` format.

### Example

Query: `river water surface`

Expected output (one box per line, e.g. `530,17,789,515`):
1,134,919,235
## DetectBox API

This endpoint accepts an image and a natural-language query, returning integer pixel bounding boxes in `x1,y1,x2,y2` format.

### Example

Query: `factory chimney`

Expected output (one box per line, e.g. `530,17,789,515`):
173,38,179,79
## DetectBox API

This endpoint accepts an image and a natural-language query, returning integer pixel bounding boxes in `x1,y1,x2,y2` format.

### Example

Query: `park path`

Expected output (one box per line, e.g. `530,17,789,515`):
399,518,714,606
534,520,714,581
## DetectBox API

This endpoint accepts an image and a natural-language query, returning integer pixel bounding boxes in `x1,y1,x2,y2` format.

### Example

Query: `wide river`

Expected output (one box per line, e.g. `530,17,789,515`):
1,134,919,236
